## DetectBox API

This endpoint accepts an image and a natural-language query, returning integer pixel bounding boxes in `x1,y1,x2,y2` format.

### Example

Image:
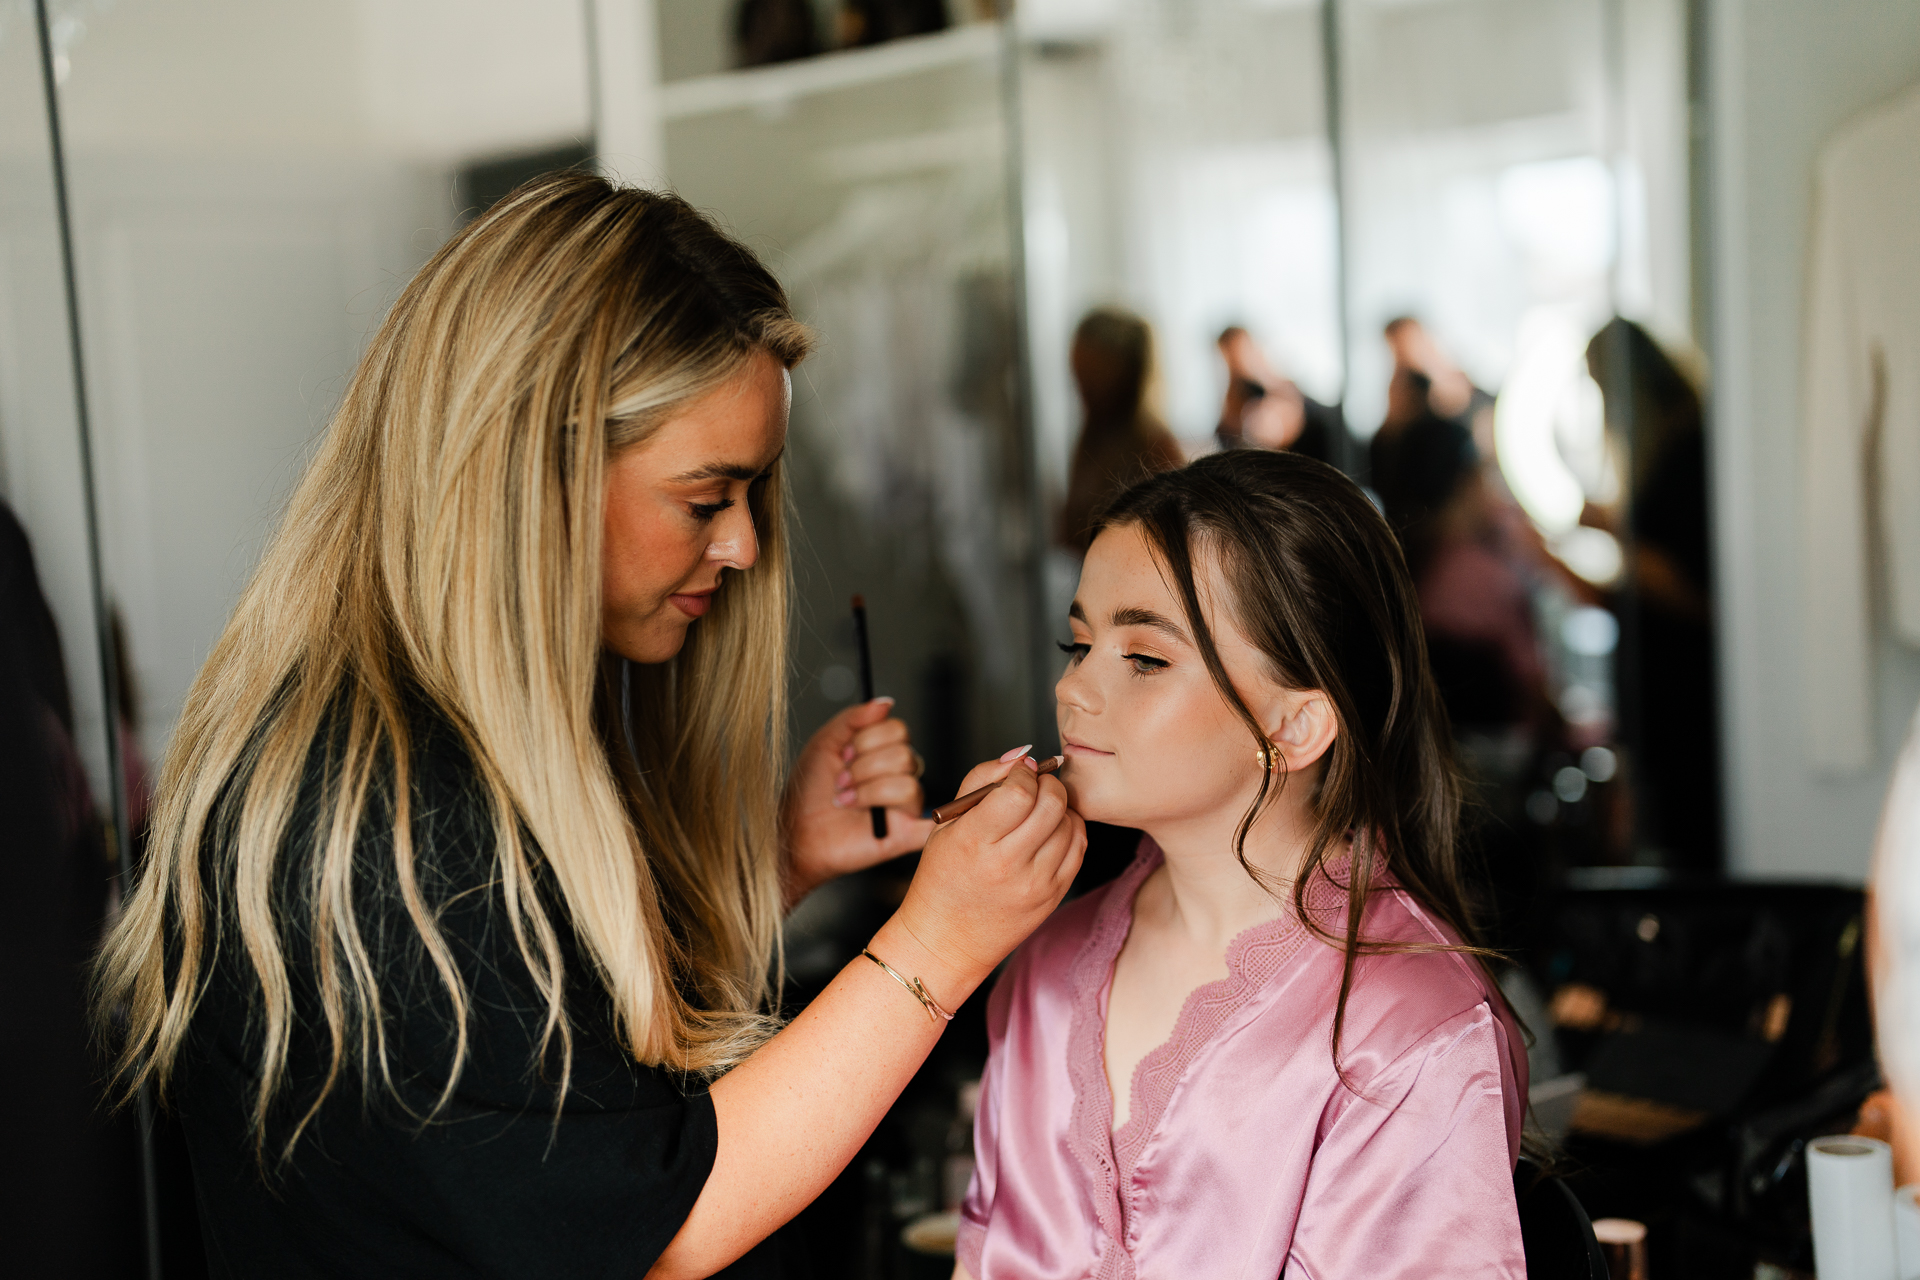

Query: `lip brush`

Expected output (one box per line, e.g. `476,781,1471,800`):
851,595,887,841
932,756,1065,824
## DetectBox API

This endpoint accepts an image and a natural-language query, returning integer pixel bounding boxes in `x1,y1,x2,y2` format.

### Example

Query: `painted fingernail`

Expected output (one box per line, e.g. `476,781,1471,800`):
835,770,852,789
841,745,856,763
1022,756,1039,771
871,695,896,708
999,744,1034,763
834,788,857,806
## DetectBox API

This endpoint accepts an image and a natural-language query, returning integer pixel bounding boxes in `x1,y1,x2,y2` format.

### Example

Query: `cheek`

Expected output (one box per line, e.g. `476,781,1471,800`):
603,498,697,610
1100,676,1254,818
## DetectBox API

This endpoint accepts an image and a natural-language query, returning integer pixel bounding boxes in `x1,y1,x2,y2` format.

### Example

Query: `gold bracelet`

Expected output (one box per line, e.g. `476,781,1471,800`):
860,947,955,1023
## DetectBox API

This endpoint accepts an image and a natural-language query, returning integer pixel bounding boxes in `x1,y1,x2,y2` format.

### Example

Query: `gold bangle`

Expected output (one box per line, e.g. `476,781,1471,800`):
860,947,955,1023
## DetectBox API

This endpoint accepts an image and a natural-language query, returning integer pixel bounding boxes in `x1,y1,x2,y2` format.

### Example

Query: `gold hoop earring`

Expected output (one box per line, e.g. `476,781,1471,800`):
1257,739,1283,773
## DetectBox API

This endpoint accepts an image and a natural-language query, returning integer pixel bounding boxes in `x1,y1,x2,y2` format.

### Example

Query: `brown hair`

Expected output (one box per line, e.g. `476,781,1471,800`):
96,171,811,1157
1095,449,1496,1064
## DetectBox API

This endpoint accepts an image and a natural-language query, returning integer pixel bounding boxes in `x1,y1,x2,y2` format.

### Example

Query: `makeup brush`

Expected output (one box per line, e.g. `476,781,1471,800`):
932,756,1065,824
851,594,886,840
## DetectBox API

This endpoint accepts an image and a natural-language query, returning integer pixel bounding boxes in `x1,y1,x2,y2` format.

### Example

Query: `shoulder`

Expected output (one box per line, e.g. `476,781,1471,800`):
1322,883,1522,1090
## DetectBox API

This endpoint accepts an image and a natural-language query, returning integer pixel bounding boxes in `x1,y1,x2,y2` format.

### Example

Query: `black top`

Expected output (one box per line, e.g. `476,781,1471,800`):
176,699,780,1278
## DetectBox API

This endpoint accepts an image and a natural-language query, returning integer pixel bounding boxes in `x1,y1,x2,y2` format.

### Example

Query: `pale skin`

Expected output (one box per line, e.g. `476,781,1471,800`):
606,349,1087,1280
953,524,1338,1280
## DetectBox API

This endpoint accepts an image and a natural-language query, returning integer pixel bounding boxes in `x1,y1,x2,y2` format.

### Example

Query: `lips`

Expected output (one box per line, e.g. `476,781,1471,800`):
1062,737,1113,758
669,589,717,618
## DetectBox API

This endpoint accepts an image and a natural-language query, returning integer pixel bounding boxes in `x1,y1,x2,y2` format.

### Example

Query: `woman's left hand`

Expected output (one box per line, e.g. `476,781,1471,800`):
782,697,935,904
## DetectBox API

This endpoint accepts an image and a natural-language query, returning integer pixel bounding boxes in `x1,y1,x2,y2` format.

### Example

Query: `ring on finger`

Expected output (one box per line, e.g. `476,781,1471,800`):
910,749,926,779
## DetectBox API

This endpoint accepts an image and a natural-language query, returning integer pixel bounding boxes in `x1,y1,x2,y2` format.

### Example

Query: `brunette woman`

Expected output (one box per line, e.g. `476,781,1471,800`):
958,450,1525,1279
95,172,1084,1279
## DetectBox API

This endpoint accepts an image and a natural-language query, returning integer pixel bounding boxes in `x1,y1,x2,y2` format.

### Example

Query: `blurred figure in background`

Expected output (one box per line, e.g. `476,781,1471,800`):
1368,319,1546,736
1214,324,1343,466
1588,317,1721,870
1379,314,1492,437
1058,307,1183,555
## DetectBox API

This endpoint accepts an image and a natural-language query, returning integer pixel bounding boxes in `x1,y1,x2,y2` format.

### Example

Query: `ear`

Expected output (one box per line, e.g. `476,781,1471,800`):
1264,689,1338,773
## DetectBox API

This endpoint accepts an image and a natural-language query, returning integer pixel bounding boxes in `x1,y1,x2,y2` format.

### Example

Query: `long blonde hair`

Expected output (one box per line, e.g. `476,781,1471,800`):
95,172,812,1153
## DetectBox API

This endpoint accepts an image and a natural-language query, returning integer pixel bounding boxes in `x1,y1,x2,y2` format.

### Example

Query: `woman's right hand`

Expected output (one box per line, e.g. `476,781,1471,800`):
877,752,1086,1001
650,751,1083,1280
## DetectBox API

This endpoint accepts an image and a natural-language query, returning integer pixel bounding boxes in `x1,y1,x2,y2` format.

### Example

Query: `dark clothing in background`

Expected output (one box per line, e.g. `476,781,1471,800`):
1059,417,1184,554
1216,392,1345,468
0,500,141,1278
179,697,781,1278
1368,409,1477,576
1625,423,1721,870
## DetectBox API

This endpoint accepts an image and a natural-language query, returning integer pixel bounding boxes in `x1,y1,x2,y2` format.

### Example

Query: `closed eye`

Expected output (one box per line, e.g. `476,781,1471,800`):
1056,639,1089,663
689,499,735,521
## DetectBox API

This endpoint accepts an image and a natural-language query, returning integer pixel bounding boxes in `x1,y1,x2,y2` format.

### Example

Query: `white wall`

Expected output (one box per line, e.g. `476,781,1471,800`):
1710,0,1920,881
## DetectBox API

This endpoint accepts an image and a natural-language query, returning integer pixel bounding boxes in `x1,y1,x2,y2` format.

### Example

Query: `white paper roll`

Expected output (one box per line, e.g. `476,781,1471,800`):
1808,1135,1898,1280
1895,1185,1920,1280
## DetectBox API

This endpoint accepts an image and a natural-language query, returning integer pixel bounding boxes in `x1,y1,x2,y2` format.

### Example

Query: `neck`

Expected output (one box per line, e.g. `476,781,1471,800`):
1138,775,1323,948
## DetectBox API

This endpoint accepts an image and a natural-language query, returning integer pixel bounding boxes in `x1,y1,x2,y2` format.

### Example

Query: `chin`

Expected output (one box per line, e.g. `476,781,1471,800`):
1062,774,1128,826
607,621,692,665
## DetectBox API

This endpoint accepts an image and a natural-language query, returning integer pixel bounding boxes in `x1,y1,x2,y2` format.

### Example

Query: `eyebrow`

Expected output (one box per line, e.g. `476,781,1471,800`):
664,452,784,485
1067,600,1190,643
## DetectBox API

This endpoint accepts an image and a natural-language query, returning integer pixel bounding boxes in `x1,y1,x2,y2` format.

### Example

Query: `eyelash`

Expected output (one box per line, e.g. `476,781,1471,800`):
689,499,735,521
1056,639,1168,675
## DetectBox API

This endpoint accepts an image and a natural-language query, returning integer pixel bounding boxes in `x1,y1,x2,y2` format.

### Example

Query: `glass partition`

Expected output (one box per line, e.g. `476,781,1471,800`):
658,12,1041,807
0,9,141,1274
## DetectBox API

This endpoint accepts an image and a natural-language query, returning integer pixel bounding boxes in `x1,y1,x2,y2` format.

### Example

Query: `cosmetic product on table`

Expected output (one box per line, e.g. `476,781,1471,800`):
1807,1134,1898,1280
1898,1184,1920,1280
1591,1218,1647,1280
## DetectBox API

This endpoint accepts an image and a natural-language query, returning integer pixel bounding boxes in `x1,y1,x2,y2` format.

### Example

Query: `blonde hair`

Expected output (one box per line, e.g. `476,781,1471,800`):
94,172,812,1155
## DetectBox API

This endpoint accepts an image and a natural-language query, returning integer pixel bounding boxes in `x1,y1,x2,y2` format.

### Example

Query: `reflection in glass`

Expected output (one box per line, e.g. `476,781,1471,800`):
659,15,1037,806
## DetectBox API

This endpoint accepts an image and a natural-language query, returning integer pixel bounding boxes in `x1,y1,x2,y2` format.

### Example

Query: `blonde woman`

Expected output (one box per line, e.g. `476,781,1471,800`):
95,173,1084,1279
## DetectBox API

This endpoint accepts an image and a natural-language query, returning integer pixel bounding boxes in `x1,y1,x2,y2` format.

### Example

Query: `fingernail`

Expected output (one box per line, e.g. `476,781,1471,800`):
834,788,857,806
841,745,856,763
999,744,1034,763
835,770,852,789
1023,756,1039,771
871,695,896,708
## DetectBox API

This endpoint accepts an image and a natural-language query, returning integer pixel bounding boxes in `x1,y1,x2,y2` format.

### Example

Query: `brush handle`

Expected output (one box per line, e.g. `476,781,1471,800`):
932,756,1064,824
851,599,887,840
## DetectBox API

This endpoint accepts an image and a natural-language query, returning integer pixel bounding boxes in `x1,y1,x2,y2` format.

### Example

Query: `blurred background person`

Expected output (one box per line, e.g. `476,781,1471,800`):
1213,324,1343,466
1587,317,1721,871
1058,307,1183,555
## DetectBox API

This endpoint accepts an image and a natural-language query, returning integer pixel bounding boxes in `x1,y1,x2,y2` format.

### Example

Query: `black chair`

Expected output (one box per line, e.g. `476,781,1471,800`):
1515,1157,1607,1279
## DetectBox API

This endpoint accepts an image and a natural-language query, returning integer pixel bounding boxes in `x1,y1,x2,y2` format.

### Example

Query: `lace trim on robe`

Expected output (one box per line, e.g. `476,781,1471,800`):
1063,842,1365,1271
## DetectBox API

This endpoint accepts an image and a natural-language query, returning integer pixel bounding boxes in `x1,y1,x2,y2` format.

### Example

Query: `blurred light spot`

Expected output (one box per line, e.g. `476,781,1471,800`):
1553,528,1623,588
1526,790,1559,825
1553,766,1589,803
1559,683,1605,725
1495,308,1605,535
819,665,858,701
1497,156,1617,280
1562,606,1620,657
1581,746,1618,782
1636,913,1661,943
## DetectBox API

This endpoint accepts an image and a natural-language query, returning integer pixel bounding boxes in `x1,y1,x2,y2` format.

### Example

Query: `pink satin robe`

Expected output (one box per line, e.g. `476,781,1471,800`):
957,840,1528,1279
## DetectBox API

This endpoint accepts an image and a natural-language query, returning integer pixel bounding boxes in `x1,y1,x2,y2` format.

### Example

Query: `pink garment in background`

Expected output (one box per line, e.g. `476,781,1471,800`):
958,839,1527,1279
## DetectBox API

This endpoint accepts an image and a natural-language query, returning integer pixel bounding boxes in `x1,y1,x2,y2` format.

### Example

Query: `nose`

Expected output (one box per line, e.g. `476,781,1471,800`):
1055,655,1100,716
706,502,760,572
